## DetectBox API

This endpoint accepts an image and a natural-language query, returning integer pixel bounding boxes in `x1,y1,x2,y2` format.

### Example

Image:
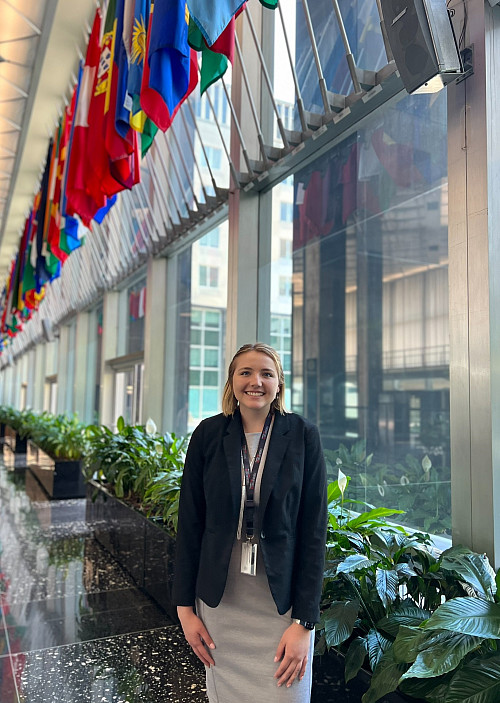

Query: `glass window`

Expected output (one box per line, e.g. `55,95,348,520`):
174,223,229,434
265,90,450,538
127,277,147,354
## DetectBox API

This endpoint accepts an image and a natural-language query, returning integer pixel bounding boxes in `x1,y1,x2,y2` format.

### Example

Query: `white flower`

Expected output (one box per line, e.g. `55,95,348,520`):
155,442,163,455
377,483,385,497
336,458,342,465
400,475,410,485
422,455,432,473
145,418,157,435
337,468,348,497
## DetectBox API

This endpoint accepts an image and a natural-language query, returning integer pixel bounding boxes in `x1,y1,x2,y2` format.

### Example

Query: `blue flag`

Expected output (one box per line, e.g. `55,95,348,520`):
127,0,151,118
148,0,190,115
187,0,245,46
93,195,117,224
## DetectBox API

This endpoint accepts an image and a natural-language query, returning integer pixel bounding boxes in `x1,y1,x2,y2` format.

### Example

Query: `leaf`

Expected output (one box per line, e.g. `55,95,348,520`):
362,646,407,703
345,637,367,683
376,568,399,609
445,654,500,702
423,597,500,638
322,600,360,647
336,554,376,575
346,507,404,530
378,602,432,638
392,626,426,663
401,631,482,680
366,629,393,671
399,676,451,702
395,563,417,578
116,416,125,432
440,546,496,601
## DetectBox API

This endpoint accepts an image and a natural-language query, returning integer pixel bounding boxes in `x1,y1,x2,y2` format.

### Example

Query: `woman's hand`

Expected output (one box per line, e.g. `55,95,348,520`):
177,606,216,667
273,622,311,687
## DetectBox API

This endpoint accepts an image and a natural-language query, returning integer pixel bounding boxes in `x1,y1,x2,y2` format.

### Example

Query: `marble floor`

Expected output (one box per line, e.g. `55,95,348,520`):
0,460,374,703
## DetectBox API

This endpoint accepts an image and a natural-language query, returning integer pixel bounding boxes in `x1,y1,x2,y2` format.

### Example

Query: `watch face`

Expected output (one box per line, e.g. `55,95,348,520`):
300,620,315,630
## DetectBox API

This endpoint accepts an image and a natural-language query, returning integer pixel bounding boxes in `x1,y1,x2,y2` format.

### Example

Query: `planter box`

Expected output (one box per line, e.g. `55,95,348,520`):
3,425,28,470
86,480,177,622
28,440,86,499
312,649,425,703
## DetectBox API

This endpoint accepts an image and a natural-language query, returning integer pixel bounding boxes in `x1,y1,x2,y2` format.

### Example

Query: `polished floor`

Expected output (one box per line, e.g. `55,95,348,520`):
0,460,377,703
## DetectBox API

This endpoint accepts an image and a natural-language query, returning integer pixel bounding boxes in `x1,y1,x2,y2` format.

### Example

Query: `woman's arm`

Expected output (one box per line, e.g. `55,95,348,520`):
291,422,328,622
172,422,207,606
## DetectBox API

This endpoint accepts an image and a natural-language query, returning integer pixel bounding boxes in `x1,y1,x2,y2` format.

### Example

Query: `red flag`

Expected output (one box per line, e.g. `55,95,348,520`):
66,12,106,225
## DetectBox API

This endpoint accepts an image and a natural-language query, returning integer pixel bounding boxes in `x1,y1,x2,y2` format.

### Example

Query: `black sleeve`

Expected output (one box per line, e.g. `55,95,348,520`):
171,421,207,606
291,422,328,622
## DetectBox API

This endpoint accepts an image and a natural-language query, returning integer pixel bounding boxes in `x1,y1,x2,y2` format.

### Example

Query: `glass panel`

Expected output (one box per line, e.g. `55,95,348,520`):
266,90,450,537
174,223,229,434
127,277,147,354
204,330,219,346
203,371,218,386
204,349,219,368
191,329,202,344
190,370,201,385
190,347,201,366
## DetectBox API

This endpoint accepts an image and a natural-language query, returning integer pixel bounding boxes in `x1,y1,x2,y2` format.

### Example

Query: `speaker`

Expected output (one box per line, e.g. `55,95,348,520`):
380,0,462,94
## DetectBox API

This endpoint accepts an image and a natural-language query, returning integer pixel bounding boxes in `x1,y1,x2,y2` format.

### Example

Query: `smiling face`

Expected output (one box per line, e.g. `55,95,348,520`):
231,351,280,417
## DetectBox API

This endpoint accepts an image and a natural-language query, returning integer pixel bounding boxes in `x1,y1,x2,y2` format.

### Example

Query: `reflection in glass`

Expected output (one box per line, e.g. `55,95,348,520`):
270,90,450,536
174,224,228,434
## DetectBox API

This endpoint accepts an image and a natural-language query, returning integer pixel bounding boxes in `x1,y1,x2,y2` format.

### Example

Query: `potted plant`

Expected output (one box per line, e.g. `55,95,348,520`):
22,412,87,498
84,417,187,617
317,471,500,702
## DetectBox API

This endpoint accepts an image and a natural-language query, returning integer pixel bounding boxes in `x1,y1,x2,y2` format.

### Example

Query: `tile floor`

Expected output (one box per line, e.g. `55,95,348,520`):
0,460,375,703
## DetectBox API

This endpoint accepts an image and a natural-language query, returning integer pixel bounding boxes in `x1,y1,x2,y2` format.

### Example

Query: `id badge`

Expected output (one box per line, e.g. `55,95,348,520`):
241,540,258,575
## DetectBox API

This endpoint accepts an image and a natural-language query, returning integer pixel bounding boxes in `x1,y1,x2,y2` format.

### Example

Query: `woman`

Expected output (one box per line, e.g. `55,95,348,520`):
172,343,327,702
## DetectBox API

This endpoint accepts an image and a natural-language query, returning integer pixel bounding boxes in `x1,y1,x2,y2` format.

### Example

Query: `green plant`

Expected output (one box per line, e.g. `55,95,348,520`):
84,417,187,533
325,440,451,535
318,474,500,703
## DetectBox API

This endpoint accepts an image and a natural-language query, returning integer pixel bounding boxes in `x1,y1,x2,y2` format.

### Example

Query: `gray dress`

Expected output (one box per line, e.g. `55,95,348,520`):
196,432,314,703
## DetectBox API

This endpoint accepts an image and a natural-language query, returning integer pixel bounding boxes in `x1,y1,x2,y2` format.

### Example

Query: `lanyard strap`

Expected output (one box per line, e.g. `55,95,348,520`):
240,410,273,539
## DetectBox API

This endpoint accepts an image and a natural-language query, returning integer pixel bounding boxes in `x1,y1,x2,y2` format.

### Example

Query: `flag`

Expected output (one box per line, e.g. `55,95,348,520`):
103,0,141,193
87,0,133,202
35,139,54,290
126,0,158,154
140,0,198,131
187,0,245,46
65,11,106,225
188,7,241,95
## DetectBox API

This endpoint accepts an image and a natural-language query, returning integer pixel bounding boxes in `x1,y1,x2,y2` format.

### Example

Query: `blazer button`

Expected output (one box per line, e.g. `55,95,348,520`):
260,530,266,540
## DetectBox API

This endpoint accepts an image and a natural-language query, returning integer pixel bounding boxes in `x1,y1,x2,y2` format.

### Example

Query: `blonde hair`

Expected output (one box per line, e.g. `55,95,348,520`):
222,343,287,416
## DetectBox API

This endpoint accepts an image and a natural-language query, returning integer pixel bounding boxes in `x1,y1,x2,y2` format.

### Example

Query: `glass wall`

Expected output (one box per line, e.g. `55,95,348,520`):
174,223,229,435
267,89,450,536
126,277,147,355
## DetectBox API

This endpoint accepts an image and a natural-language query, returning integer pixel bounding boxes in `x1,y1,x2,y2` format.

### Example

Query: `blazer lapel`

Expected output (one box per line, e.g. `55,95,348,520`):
223,411,244,517
259,412,291,519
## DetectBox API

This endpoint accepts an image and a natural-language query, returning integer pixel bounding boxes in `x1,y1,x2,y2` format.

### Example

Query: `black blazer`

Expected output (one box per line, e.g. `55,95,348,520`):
172,410,327,623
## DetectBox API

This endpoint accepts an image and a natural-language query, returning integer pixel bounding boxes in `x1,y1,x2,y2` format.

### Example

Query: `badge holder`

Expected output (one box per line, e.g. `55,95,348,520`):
241,540,258,575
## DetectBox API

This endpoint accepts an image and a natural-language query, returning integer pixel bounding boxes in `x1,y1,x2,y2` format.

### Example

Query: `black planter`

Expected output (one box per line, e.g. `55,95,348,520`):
312,649,425,703
85,481,178,622
3,425,28,469
27,440,86,498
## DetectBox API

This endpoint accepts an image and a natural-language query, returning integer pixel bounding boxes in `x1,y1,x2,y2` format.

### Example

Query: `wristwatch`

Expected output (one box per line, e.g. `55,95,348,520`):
292,618,315,630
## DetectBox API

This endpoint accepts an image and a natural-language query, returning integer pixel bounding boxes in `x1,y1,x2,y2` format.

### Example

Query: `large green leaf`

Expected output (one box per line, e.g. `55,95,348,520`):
401,631,482,679
445,654,500,702
336,554,376,575
345,637,367,683
378,602,431,638
362,646,407,703
399,676,451,702
323,600,360,647
440,546,496,601
346,507,404,530
423,597,500,638
392,626,426,663
376,568,399,609
366,628,393,671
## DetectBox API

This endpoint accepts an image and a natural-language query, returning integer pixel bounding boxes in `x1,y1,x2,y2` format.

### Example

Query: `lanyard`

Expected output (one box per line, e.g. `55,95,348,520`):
239,410,273,540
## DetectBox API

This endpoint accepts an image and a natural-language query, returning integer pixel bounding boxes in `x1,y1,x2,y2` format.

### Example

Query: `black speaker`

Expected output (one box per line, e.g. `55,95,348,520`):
380,0,462,94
